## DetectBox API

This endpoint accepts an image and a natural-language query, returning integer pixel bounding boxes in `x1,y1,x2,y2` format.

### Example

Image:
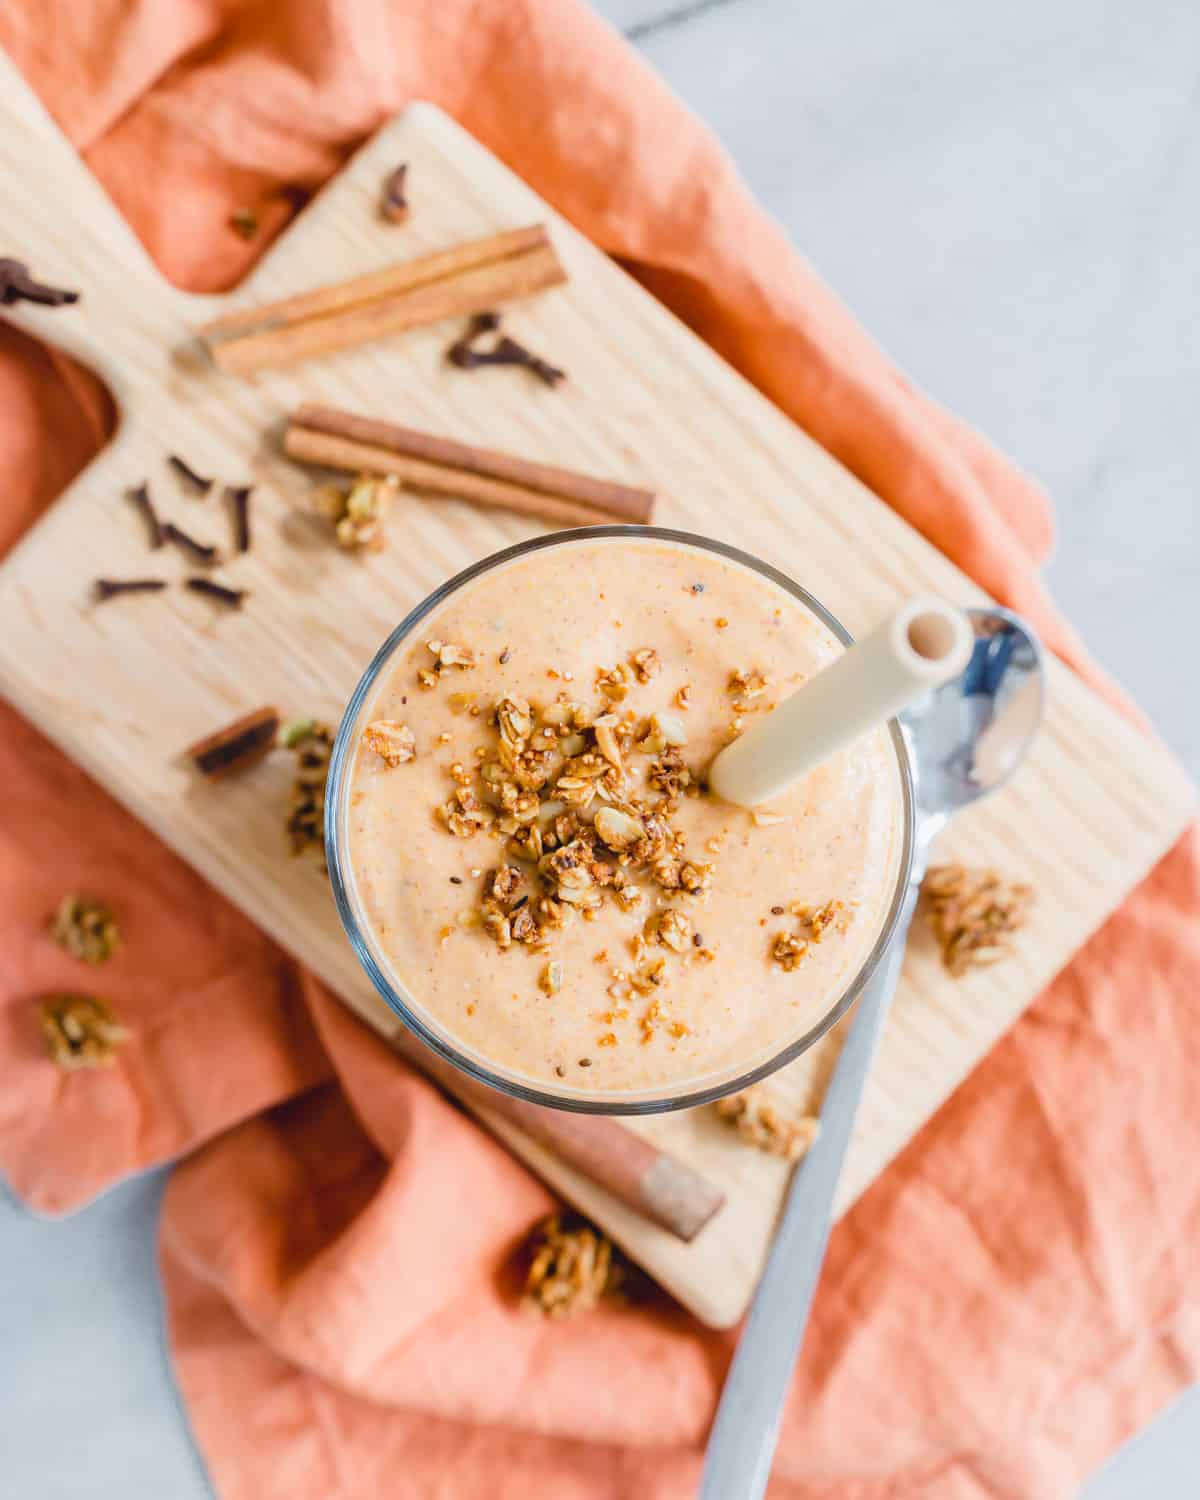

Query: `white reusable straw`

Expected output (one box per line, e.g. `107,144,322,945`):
708,598,974,808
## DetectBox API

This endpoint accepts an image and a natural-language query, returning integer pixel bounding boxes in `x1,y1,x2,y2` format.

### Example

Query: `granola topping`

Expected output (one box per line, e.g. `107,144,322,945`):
630,647,661,684
284,720,334,856
923,864,1034,976
346,538,904,1093
315,473,398,551
40,993,127,1070
716,1086,820,1161
51,896,119,965
363,720,416,766
520,1212,625,1319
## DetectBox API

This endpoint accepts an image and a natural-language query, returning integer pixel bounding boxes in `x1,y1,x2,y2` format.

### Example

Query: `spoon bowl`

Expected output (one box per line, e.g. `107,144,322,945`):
905,606,1045,852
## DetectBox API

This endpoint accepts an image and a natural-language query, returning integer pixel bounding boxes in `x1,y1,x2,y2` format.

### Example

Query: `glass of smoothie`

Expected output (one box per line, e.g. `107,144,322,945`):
326,528,914,1114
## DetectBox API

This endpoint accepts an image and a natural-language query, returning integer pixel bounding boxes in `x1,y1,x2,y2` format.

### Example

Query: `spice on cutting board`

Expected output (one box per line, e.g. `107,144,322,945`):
445,309,565,387
313,473,399,551
94,578,167,602
285,403,654,528
187,706,281,778
185,578,245,608
126,482,164,548
168,454,214,496
0,258,79,307
226,484,254,552
40,994,126,1070
164,521,219,566
197,223,566,374
379,164,409,223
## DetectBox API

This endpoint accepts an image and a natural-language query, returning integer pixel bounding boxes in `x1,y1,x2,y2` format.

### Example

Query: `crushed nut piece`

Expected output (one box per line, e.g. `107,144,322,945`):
595,663,630,702
317,473,398,551
728,668,769,708
540,960,563,996
40,993,126,1069
923,865,1034,976
648,748,692,799
363,720,416,766
629,647,661,684
716,1087,820,1162
51,897,119,965
592,714,624,771
648,907,693,953
772,932,809,971
432,641,477,671
675,684,692,711
521,1212,624,1319
593,806,643,851
631,957,667,995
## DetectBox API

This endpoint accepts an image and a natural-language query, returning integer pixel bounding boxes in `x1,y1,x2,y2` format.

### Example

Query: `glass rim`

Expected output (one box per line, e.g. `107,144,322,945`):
325,526,916,1116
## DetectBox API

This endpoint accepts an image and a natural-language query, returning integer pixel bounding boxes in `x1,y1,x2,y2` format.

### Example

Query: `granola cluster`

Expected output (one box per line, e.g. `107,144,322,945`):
716,1086,820,1162
315,473,399,551
521,1212,627,1319
923,864,1034,976
40,993,127,1070
282,718,334,855
51,896,119,965
398,647,729,1043
362,720,415,766
455,688,714,977
770,899,845,971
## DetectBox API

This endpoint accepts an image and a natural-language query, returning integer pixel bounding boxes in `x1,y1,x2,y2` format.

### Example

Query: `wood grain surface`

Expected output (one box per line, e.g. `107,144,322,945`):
0,53,1192,1327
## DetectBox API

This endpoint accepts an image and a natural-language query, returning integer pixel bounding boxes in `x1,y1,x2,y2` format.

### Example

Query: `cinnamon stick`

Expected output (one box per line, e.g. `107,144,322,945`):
286,405,655,526
199,226,565,374
389,1026,724,1242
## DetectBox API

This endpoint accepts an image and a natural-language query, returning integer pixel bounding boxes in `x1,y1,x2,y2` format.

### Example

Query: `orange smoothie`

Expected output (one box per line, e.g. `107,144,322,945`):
344,536,904,1098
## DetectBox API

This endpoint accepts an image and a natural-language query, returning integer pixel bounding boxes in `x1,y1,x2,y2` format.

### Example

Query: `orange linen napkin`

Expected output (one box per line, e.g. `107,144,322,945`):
1,4,1198,1498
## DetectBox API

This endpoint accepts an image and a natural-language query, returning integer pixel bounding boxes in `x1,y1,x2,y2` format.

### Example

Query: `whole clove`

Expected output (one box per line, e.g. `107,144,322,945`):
95,578,167,601
168,454,214,496
186,577,246,608
164,521,219,566
0,258,80,308
446,311,565,388
183,582,244,612
380,164,409,223
126,482,164,548
187,705,280,778
226,484,253,552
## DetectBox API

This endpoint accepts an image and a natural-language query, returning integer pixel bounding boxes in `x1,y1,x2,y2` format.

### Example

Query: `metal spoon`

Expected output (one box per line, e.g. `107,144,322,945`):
700,606,1045,1500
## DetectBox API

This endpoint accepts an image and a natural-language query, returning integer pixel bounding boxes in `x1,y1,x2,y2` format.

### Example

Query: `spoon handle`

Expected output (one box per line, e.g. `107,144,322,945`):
700,885,919,1500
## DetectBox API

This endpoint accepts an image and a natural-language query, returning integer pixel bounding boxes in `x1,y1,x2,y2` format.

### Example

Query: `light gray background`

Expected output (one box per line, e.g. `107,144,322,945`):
2,2,1197,1494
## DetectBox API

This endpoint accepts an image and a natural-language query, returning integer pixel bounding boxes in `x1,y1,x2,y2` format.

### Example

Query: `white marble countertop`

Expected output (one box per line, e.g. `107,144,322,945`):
3,2,1198,1495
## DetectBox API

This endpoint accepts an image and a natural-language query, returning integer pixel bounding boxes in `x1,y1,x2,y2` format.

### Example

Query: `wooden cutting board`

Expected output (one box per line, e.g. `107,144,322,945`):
0,51,1193,1328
